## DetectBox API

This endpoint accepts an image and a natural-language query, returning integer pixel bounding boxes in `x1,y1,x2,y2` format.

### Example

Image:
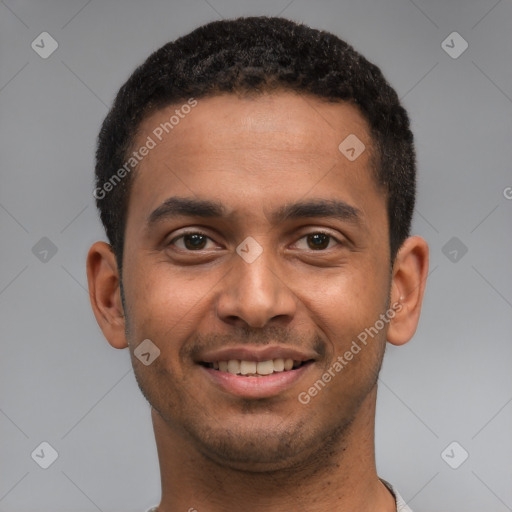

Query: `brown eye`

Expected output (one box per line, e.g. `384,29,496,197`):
293,232,341,251
183,233,207,250
306,233,331,250
170,232,215,251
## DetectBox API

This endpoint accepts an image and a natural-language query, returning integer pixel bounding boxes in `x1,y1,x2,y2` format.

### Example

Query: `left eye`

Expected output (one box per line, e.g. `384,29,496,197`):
294,232,339,250
170,233,216,250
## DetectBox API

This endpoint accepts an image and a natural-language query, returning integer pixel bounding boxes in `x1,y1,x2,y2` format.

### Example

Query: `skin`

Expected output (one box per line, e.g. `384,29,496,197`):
87,91,429,511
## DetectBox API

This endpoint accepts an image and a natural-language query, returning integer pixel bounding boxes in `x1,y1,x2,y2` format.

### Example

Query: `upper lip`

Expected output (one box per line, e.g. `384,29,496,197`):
197,345,317,363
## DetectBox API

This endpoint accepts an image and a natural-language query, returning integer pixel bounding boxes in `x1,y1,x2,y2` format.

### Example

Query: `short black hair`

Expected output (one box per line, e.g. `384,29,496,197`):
94,16,416,269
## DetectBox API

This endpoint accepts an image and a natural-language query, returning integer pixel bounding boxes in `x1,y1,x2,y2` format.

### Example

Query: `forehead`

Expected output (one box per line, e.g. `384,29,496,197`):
129,92,379,221
138,91,372,154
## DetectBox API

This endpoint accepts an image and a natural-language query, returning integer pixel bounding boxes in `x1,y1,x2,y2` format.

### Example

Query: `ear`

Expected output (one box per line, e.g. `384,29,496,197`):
387,236,429,346
86,241,128,349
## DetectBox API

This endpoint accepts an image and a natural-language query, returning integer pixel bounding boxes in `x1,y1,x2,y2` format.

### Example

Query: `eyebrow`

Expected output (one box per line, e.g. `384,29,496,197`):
146,196,362,227
270,198,361,225
147,197,226,226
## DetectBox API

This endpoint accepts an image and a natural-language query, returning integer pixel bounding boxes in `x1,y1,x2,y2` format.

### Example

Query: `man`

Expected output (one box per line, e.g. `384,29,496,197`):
87,16,428,512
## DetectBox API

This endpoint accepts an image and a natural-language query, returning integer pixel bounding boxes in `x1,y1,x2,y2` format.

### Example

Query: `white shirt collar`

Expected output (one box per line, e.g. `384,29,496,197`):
146,480,413,512
381,479,414,512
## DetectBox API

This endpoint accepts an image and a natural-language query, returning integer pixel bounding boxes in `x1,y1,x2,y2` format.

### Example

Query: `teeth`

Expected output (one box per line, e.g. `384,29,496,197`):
210,358,302,376
240,360,257,375
227,360,240,374
273,358,285,372
256,360,274,375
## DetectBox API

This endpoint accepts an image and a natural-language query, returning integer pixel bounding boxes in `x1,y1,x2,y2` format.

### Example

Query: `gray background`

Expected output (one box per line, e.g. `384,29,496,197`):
1,0,511,511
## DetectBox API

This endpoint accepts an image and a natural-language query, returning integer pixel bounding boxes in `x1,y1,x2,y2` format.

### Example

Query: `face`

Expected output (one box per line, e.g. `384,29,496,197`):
117,92,395,470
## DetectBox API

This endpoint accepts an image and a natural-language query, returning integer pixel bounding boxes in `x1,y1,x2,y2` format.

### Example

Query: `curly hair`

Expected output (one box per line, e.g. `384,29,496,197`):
95,16,416,269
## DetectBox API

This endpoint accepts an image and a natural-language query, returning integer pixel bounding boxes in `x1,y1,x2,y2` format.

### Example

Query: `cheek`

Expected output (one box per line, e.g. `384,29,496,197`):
306,264,387,317
123,260,212,351
300,265,390,353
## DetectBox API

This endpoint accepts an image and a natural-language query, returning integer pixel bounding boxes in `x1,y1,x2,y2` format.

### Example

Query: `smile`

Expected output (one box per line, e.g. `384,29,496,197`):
202,358,311,377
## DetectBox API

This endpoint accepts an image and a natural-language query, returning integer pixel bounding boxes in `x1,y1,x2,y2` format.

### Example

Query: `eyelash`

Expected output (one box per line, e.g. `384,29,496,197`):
168,230,343,251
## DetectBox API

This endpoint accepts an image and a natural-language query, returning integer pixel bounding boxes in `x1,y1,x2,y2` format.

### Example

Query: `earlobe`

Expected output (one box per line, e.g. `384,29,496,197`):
86,241,128,349
387,236,429,346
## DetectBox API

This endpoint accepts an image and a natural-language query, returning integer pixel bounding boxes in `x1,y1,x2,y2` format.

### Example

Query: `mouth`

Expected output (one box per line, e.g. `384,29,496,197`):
196,346,316,398
200,358,313,376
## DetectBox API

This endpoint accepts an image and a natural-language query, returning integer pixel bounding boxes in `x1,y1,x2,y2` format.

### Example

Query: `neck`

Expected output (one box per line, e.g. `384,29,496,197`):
152,386,395,512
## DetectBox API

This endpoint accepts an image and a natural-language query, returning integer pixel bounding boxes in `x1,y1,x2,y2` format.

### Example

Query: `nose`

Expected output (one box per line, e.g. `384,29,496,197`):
215,243,297,329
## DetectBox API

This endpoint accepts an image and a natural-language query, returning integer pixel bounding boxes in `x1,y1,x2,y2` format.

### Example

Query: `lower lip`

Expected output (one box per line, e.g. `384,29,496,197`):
200,363,313,399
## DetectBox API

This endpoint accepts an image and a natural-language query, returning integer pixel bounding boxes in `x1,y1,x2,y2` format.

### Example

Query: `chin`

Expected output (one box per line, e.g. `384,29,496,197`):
180,415,301,465
184,413,351,474
197,437,307,472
